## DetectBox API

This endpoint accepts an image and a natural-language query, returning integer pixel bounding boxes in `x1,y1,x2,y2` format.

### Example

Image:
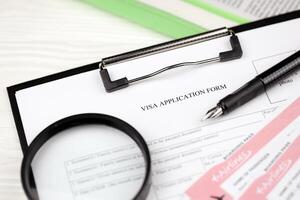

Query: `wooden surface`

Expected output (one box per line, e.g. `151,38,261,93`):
0,0,166,199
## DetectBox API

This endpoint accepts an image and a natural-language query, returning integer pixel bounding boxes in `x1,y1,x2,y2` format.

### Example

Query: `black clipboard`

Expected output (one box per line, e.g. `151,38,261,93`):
7,10,300,155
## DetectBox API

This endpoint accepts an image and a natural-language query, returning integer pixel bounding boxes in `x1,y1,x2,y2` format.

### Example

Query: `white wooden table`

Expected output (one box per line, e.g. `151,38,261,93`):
0,1,166,199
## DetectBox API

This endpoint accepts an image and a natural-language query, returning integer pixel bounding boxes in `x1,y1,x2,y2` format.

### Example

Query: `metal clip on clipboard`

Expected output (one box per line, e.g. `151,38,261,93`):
100,27,243,92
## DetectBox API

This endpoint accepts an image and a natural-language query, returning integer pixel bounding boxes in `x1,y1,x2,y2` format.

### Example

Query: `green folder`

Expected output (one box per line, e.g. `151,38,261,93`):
83,0,207,38
185,0,249,24
82,0,250,39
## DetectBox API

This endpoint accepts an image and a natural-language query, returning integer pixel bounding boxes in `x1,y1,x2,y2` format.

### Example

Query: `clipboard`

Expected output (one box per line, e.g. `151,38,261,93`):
7,10,300,200
9,10,300,151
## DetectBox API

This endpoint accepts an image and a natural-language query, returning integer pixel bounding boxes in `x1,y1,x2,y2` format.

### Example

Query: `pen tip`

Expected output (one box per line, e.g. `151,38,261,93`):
202,106,223,121
201,112,212,121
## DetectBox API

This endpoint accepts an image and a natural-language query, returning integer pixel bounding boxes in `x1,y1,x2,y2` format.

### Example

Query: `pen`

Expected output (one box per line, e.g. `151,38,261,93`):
203,50,300,120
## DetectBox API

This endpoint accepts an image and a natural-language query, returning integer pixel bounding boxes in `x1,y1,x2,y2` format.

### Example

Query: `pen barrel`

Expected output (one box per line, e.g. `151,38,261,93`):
219,51,300,114
218,77,265,113
259,51,300,86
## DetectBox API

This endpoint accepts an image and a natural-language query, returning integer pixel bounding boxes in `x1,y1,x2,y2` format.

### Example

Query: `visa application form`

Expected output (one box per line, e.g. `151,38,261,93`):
14,18,300,200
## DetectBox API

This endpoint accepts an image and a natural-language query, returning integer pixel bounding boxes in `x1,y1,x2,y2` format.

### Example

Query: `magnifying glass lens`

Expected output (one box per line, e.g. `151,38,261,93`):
30,124,146,200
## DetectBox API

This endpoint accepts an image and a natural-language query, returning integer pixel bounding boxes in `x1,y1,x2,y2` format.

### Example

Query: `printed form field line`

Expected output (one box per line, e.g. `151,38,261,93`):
64,108,271,200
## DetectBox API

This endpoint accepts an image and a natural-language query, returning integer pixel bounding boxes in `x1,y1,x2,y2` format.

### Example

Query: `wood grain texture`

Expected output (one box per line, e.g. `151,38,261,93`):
0,0,166,199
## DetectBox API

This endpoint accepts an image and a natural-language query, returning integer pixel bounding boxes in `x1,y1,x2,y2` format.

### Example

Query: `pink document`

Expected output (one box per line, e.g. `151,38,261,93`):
186,97,300,200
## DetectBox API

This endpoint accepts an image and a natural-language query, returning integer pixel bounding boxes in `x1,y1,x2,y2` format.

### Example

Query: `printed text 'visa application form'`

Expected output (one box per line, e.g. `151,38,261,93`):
15,18,300,200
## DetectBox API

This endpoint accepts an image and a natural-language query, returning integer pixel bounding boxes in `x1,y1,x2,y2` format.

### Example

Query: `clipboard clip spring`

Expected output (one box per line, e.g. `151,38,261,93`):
100,27,243,92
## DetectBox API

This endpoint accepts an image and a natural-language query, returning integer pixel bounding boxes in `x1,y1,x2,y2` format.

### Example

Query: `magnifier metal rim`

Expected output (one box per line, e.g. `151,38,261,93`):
21,113,151,200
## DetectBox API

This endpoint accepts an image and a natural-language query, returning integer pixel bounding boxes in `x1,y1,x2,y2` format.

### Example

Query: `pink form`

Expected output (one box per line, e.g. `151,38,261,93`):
240,133,300,199
186,97,300,200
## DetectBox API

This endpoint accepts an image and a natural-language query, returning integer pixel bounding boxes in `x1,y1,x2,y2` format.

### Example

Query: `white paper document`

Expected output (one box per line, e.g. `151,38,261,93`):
14,18,300,200
200,0,300,20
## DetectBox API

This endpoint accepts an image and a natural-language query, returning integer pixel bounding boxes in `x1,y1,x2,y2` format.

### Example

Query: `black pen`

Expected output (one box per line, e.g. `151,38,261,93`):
203,50,300,120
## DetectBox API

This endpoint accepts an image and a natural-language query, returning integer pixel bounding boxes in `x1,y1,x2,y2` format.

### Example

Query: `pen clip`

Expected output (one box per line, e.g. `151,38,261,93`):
100,28,243,93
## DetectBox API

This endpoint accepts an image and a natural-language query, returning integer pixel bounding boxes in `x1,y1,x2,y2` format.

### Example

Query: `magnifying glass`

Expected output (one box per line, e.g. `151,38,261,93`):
21,113,151,200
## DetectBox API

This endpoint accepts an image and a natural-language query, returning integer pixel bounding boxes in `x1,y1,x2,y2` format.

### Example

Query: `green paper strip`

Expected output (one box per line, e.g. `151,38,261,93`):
185,0,249,24
82,0,206,38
